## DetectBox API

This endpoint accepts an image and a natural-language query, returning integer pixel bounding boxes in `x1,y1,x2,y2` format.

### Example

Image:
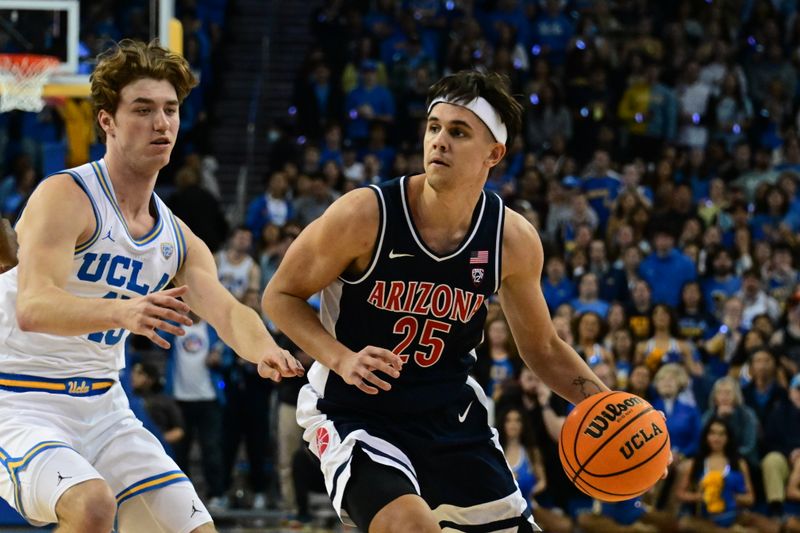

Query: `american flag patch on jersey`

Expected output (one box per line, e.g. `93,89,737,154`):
469,250,489,264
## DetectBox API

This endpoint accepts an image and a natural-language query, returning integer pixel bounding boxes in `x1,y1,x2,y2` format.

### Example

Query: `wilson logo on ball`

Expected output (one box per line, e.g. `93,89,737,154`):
582,396,645,439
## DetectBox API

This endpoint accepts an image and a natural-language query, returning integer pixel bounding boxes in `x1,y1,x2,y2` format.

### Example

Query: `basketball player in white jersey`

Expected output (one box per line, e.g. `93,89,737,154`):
0,40,303,533
215,225,260,301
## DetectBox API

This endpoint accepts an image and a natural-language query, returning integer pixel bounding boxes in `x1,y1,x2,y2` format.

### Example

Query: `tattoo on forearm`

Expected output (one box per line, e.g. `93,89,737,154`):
573,376,603,398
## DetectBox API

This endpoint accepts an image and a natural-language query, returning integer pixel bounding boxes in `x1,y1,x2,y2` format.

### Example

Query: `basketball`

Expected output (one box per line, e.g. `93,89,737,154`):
559,391,670,502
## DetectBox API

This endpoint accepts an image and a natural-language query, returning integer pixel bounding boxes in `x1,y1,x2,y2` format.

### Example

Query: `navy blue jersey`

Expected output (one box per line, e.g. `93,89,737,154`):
314,176,505,415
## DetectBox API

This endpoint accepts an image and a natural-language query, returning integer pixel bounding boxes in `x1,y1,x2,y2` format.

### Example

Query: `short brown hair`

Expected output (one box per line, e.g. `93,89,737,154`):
426,70,523,147
91,39,198,142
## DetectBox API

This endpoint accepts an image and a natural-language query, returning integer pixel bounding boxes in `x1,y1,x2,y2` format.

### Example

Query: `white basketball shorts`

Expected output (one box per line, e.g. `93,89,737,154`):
0,376,211,532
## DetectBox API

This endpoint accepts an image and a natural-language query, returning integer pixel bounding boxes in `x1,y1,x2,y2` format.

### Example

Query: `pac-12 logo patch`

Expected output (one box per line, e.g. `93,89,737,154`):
161,243,174,260
471,268,485,286
316,427,330,457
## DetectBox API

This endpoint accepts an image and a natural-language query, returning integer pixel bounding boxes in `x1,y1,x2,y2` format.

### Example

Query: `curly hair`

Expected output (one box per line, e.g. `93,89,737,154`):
90,39,198,142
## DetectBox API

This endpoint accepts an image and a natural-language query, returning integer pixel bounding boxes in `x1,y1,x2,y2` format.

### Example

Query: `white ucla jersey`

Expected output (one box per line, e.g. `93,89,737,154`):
0,158,187,379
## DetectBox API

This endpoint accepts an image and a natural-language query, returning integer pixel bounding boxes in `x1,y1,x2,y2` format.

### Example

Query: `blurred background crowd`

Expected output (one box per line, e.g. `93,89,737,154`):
5,0,800,531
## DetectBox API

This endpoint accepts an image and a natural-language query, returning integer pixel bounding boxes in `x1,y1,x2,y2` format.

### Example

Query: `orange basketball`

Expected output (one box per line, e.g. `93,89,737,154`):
558,391,670,502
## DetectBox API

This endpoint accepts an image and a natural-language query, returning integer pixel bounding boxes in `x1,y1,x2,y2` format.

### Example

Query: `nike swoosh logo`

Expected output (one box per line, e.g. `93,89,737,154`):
458,401,473,423
389,250,414,259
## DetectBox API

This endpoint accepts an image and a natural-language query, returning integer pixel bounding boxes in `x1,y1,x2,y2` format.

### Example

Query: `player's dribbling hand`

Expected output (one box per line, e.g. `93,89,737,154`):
336,346,403,395
257,348,305,382
116,285,193,349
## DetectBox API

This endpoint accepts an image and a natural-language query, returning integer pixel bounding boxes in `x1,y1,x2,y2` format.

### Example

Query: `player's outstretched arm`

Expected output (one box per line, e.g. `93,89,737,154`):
499,209,610,405
0,218,18,271
15,175,189,344
263,188,403,395
173,219,304,382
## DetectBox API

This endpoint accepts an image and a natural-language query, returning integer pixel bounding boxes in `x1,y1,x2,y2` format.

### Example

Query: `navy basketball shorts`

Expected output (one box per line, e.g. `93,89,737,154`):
297,374,540,532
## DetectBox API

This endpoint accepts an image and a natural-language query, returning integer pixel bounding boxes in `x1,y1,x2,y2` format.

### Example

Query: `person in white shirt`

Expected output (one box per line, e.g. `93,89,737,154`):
737,268,781,329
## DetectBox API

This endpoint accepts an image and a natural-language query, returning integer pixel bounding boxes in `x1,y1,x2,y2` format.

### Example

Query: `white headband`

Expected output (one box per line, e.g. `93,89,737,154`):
427,96,508,145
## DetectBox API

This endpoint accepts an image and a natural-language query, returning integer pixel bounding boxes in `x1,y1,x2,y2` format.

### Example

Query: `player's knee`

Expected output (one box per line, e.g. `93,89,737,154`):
55,479,116,532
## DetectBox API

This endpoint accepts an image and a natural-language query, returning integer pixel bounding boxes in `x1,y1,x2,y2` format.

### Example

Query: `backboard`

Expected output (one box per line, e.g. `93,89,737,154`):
0,0,180,99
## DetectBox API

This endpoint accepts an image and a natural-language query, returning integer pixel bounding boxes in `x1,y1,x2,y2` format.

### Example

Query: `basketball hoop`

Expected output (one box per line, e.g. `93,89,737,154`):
0,54,61,113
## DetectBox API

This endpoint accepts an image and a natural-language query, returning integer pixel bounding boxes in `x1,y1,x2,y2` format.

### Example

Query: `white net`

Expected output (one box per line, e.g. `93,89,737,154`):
0,55,60,113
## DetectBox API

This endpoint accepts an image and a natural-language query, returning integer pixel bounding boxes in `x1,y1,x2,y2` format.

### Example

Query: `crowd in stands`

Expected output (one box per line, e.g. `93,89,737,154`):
0,0,220,215
233,1,800,530
7,0,800,531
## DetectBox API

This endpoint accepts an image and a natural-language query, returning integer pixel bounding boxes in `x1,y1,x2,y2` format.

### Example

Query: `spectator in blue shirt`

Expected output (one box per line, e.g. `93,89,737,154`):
776,172,800,218
246,171,293,244
641,62,678,148
639,221,697,307
701,247,742,316
619,161,654,207
530,0,574,65
480,0,530,47
676,280,719,343
587,238,628,304
774,136,800,174
765,242,799,304
319,123,344,167
360,122,396,177
569,272,610,318
652,363,702,459
582,149,621,233
750,185,791,243
344,60,396,145
542,254,575,314
742,347,788,430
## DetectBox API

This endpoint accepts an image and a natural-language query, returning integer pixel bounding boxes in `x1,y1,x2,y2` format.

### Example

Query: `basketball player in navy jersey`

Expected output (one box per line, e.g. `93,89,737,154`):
0,40,303,533
264,71,613,532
